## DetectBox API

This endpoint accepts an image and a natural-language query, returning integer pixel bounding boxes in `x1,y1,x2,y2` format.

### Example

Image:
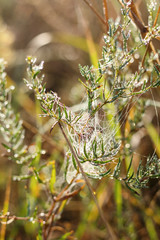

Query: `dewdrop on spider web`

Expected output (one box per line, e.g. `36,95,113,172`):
65,109,121,183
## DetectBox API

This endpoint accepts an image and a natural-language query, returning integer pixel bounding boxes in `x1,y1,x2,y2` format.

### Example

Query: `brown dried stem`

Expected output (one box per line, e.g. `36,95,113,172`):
83,0,106,25
103,0,109,32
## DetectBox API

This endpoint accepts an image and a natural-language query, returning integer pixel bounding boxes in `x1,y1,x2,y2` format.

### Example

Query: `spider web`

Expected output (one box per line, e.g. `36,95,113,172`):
65,84,160,183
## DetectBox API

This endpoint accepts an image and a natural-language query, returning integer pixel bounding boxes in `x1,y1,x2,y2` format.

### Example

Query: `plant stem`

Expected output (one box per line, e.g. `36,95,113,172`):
58,121,117,240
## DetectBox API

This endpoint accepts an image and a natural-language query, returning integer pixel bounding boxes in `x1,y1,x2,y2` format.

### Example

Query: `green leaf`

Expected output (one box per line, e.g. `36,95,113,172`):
83,142,89,159
40,106,47,114
33,169,43,183
58,104,62,119
1,143,11,150
63,105,68,120
126,156,133,177
113,159,121,178
125,182,140,196
72,154,77,170
99,169,111,177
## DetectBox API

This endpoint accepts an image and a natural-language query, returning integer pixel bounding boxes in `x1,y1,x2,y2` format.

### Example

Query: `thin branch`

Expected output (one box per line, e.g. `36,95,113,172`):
83,0,106,26
58,121,117,240
103,0,109,32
